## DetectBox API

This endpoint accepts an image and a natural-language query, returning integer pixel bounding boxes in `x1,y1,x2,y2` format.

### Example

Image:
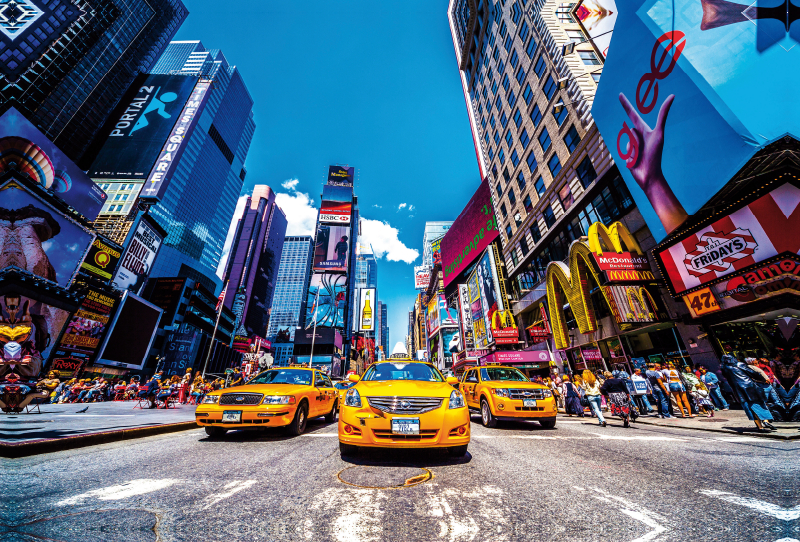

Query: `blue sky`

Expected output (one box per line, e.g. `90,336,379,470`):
176,1,480,350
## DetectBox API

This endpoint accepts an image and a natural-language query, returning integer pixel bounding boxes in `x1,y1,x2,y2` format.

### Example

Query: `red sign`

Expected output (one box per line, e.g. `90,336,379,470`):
581,347,603,361
593,252,650,272
492,328,519,345
51,357,84,374
479,350,551,365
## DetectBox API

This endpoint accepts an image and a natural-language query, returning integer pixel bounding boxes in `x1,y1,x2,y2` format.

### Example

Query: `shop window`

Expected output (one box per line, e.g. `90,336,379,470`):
526,151,538,172
564,125,581,153
531,104,543,127
516,170,527,190
576,156,597,188
559,184,574,211
539,128,551,152
523,194,533,212
534,176,545,196
543,204,556,227
548,154,562,176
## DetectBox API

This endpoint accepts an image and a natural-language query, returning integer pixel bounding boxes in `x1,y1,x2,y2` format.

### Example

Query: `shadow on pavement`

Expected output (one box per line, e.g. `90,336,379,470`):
198,419,337,442
340,447,472,467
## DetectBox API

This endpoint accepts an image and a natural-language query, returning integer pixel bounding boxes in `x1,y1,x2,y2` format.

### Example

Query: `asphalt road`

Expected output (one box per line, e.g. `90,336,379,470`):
3,413,798,542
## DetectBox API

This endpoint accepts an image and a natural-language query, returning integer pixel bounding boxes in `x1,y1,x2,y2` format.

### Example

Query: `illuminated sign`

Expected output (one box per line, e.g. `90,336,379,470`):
414,266,431,289
602,285,663,324
112,214,163,294
80,237,122,282
313,225,350,272
319,200,352,224
490,310,519,345
327,166,354,186
587,222,654,282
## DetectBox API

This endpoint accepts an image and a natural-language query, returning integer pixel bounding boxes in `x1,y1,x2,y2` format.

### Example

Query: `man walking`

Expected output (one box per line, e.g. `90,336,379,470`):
646,363,672,418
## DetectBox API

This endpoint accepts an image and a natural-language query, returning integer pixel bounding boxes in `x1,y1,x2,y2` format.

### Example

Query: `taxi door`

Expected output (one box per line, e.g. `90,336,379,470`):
313,372,335,417
461,369,480,408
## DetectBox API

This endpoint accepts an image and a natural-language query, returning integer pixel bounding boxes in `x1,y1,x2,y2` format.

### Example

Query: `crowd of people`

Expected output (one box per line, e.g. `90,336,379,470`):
542,356,800,432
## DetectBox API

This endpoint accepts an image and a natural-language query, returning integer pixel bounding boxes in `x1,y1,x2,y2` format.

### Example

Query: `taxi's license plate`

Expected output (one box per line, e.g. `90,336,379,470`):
222,410,242,423
523,399,537,407
391,418,419,435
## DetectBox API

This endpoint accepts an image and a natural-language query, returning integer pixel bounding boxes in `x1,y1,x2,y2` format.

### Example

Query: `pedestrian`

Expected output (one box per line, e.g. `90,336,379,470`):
582,369,606,426
663,362,694,418
229,367,244,387
600,370,636,428
550,376,563,409
630,369,653,415
719,354,776,432
179,368,192,404
699,366,728,411
561,374,584,417
753,358,786,421
690,382,715,417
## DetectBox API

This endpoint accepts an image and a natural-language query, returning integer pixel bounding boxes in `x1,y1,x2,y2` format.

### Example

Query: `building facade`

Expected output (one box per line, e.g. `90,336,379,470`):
90,41,256,293
0,0,187,165
266,235,314,366
422,221,453,269
379,301,389,359
220,185,287,338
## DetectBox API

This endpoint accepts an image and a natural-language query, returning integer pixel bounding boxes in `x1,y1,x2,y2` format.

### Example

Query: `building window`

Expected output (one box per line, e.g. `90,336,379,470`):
499,21,507,38
510,50,519,70
548,154,562,176
492,77,498,93
519,21,529,41
499,148,506,164
516,66,526,85
534,177,546,197
490,115,496,128
506,224,514,238
559,184,574,211
556,3,576,23
579,50,601,65
498,59,505,74
543,205,556,227
505,130,513,147
524,194,533,212
503,167,511,182
513,108,523,127
553,104,568,126
488,147,495,159
542,75,557,100
576,156,597,188
504,34,514,52
520,128,530,148
511,248,519,266
591,72,602,84
564,125,581,153
522,83,533,105
500,203,508,218
496,182,503,198
566,29,584,44
508,188,517,205
531,222,542,243
502,74,510,91
495,94,503,110
533,55,547,78
538,128,551,152
515,213,523,227
517,170,527,190
512,2,522,23
484,132,490,146
510,149,520,167
526,151,538,172
508,90,517,108
500,112,508,128
531,104,542,127
526,37,538,58
494,130,500,145
520,236,529,255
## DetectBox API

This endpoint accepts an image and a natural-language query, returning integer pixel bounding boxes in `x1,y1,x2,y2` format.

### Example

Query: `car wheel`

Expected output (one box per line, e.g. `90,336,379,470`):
539,419,556,429
325,400,338,423
204,426,227,438
288,402,308,436
339,442,359,456
447,445,468,457
480,399,497,428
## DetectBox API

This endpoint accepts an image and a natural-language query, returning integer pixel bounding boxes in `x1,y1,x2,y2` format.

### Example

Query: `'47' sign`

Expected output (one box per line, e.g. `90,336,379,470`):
682,287,720,318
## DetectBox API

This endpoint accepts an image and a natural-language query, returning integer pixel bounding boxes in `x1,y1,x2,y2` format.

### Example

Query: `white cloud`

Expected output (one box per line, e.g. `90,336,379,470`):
372,204,382,209
397,203,407,210
281,178,299,190
276,188,318,236
360,218,419,264
408,205,415,212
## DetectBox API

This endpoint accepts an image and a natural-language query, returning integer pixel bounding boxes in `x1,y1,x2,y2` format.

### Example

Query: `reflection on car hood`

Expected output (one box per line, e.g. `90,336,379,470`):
355,380,454,398
219,383,308,395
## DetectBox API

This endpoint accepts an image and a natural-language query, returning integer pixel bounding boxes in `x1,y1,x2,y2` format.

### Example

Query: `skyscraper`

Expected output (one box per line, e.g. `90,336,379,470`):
90,41,256,293
0,0,188,165
422,221,453,269
266,236,314,366
378,301,389,359
220,186,287,338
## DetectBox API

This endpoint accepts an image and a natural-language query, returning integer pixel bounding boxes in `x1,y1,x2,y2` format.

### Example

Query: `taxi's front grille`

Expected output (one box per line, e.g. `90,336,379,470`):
515,406,545,412
219,393,263,405
366,396,443,414
506,389,546,401
372,429,438,440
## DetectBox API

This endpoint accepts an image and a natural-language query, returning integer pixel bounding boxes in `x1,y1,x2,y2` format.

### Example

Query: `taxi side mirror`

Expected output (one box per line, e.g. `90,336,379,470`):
446,376,459,385
348,374,360,383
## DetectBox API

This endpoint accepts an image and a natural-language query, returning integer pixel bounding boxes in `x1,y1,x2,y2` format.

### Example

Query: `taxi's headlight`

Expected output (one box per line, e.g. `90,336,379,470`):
449,390,466,409
262,395,296,405
542,390,553,398
345,388,361,407
491,388,509,398
201,395,219,404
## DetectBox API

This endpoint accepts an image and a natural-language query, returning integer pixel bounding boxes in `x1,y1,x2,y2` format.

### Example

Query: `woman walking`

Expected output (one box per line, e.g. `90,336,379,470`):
562,374,585,417
663,362,694,418
600,371,636,428
582,369,606,426
720,354,777,432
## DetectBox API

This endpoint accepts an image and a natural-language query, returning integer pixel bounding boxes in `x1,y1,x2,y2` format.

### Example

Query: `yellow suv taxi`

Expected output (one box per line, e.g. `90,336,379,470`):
338,360,470,457
195,367,337,438
460,365,556,428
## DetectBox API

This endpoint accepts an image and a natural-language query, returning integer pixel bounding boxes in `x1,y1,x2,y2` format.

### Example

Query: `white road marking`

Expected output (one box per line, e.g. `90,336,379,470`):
201,480,258,510
589,433,690,442
620,508,668,542
700,490,800,521
302,433,338,437
588,487,670,542
425,485,509,542
54,414,136,417
306,487,388,542
56,478,180,506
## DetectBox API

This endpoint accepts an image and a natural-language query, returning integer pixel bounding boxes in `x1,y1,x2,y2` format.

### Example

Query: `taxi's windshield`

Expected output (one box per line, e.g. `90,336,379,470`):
362,362,444,382
248,369,312,386
480,367,529,382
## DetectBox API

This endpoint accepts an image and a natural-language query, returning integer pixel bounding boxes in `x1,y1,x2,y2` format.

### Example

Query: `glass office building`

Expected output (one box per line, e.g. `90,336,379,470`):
267,236,314,366
0,0,187,165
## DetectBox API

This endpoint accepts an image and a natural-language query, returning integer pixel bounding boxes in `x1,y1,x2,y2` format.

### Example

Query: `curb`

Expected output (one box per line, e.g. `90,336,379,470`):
557,409,799,440
0,421,199,458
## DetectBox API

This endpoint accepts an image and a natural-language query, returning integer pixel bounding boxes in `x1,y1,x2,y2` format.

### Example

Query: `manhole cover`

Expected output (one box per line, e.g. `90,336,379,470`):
337,465,433,489
698,418,728,422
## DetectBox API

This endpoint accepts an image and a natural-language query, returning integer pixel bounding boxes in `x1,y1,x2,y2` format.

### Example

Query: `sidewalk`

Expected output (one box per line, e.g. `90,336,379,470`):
559,407,800,440
0,401,198,457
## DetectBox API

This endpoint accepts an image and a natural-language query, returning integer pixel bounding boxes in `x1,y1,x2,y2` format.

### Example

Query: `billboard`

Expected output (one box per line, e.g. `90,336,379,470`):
140,80,212,201
162,331,199,377
0,179,95,288
322,184,353,202
414,266,431,289
306,273,347,328
95,291,162,370
467,272,489,348
0,108,107,221
80,236,122,283
573,0,617,58
89,75,199,180
439,294,459,328
591,0,798,241
52,288,118,362
457,284,475,351
490,310,519,345
112,213,164,293
441,179,499,287
327,166,354,186
654,183,800,297
319,200,352,225
588,222,655,283
358,288,376,331
143,277,186,325
426,295,440,338
313,225,350,272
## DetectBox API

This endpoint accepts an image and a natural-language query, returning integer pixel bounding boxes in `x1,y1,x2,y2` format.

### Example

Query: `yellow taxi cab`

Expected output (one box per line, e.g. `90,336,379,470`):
460,365,557,428
195,367,337,438
338,359,470,457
